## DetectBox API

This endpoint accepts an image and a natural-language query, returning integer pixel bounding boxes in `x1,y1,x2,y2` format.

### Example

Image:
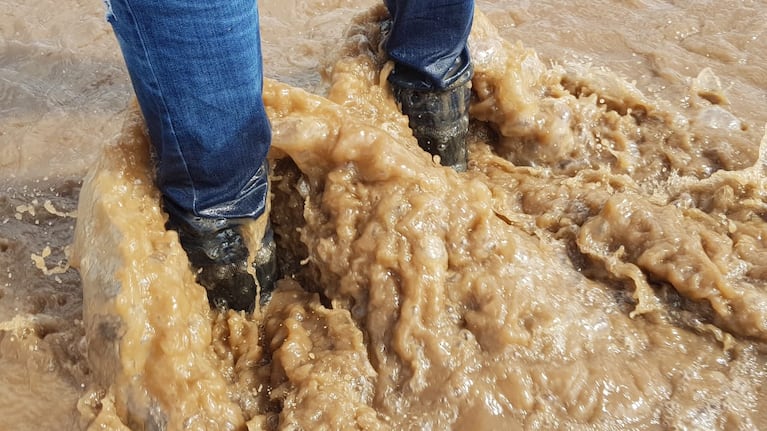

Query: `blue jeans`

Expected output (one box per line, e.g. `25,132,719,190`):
385,0,474,90
106,0,473,220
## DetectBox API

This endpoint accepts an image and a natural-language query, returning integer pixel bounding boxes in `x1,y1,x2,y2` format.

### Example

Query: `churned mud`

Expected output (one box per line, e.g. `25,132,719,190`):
68,7,767,431
3,2,767,430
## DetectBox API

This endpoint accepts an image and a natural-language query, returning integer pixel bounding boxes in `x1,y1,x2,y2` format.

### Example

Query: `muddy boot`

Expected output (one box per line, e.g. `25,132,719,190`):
390,66,473,172
164,200,278,312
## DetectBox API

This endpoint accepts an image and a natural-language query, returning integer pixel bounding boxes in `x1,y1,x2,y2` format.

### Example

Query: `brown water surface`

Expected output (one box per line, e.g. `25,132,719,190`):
2,1,767,430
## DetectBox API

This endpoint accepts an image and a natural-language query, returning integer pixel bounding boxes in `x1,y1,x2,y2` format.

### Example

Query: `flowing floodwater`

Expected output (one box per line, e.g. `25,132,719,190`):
2,1,767,430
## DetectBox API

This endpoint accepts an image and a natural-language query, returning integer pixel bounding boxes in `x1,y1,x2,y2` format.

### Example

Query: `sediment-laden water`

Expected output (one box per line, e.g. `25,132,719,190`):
2,1,766,430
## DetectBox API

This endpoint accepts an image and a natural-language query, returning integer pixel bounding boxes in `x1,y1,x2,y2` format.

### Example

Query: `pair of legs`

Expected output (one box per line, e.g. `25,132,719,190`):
106,0,474,310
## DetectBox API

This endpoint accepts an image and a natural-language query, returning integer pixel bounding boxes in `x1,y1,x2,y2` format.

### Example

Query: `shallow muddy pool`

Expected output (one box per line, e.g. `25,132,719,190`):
1,1,766,430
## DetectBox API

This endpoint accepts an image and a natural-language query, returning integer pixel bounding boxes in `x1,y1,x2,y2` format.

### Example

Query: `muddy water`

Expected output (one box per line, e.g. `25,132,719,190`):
2,0,767,430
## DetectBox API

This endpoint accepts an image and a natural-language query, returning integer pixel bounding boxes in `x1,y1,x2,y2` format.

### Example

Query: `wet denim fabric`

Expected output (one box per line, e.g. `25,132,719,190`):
105,0,270,219
105,0,472,219
385,0,474,90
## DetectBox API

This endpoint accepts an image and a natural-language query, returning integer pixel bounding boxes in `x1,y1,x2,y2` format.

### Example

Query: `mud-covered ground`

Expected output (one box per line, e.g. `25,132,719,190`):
2,1,767,430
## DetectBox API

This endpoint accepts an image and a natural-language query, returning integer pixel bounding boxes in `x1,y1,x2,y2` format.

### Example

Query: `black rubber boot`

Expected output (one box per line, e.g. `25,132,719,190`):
164,200,278,312
390,66,472,172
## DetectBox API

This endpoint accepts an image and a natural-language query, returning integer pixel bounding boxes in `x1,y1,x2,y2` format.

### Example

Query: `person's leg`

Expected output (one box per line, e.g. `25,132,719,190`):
385,0,473,91
105,0,269,218
385,0,474,171
105,0,276,310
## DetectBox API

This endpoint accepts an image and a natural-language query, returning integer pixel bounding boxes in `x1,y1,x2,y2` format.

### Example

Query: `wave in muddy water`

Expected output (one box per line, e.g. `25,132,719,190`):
70,6,767,431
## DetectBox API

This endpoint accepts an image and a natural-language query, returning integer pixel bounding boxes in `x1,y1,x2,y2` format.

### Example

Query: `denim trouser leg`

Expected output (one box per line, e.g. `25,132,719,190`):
385,0,474,90
105,0,270,220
